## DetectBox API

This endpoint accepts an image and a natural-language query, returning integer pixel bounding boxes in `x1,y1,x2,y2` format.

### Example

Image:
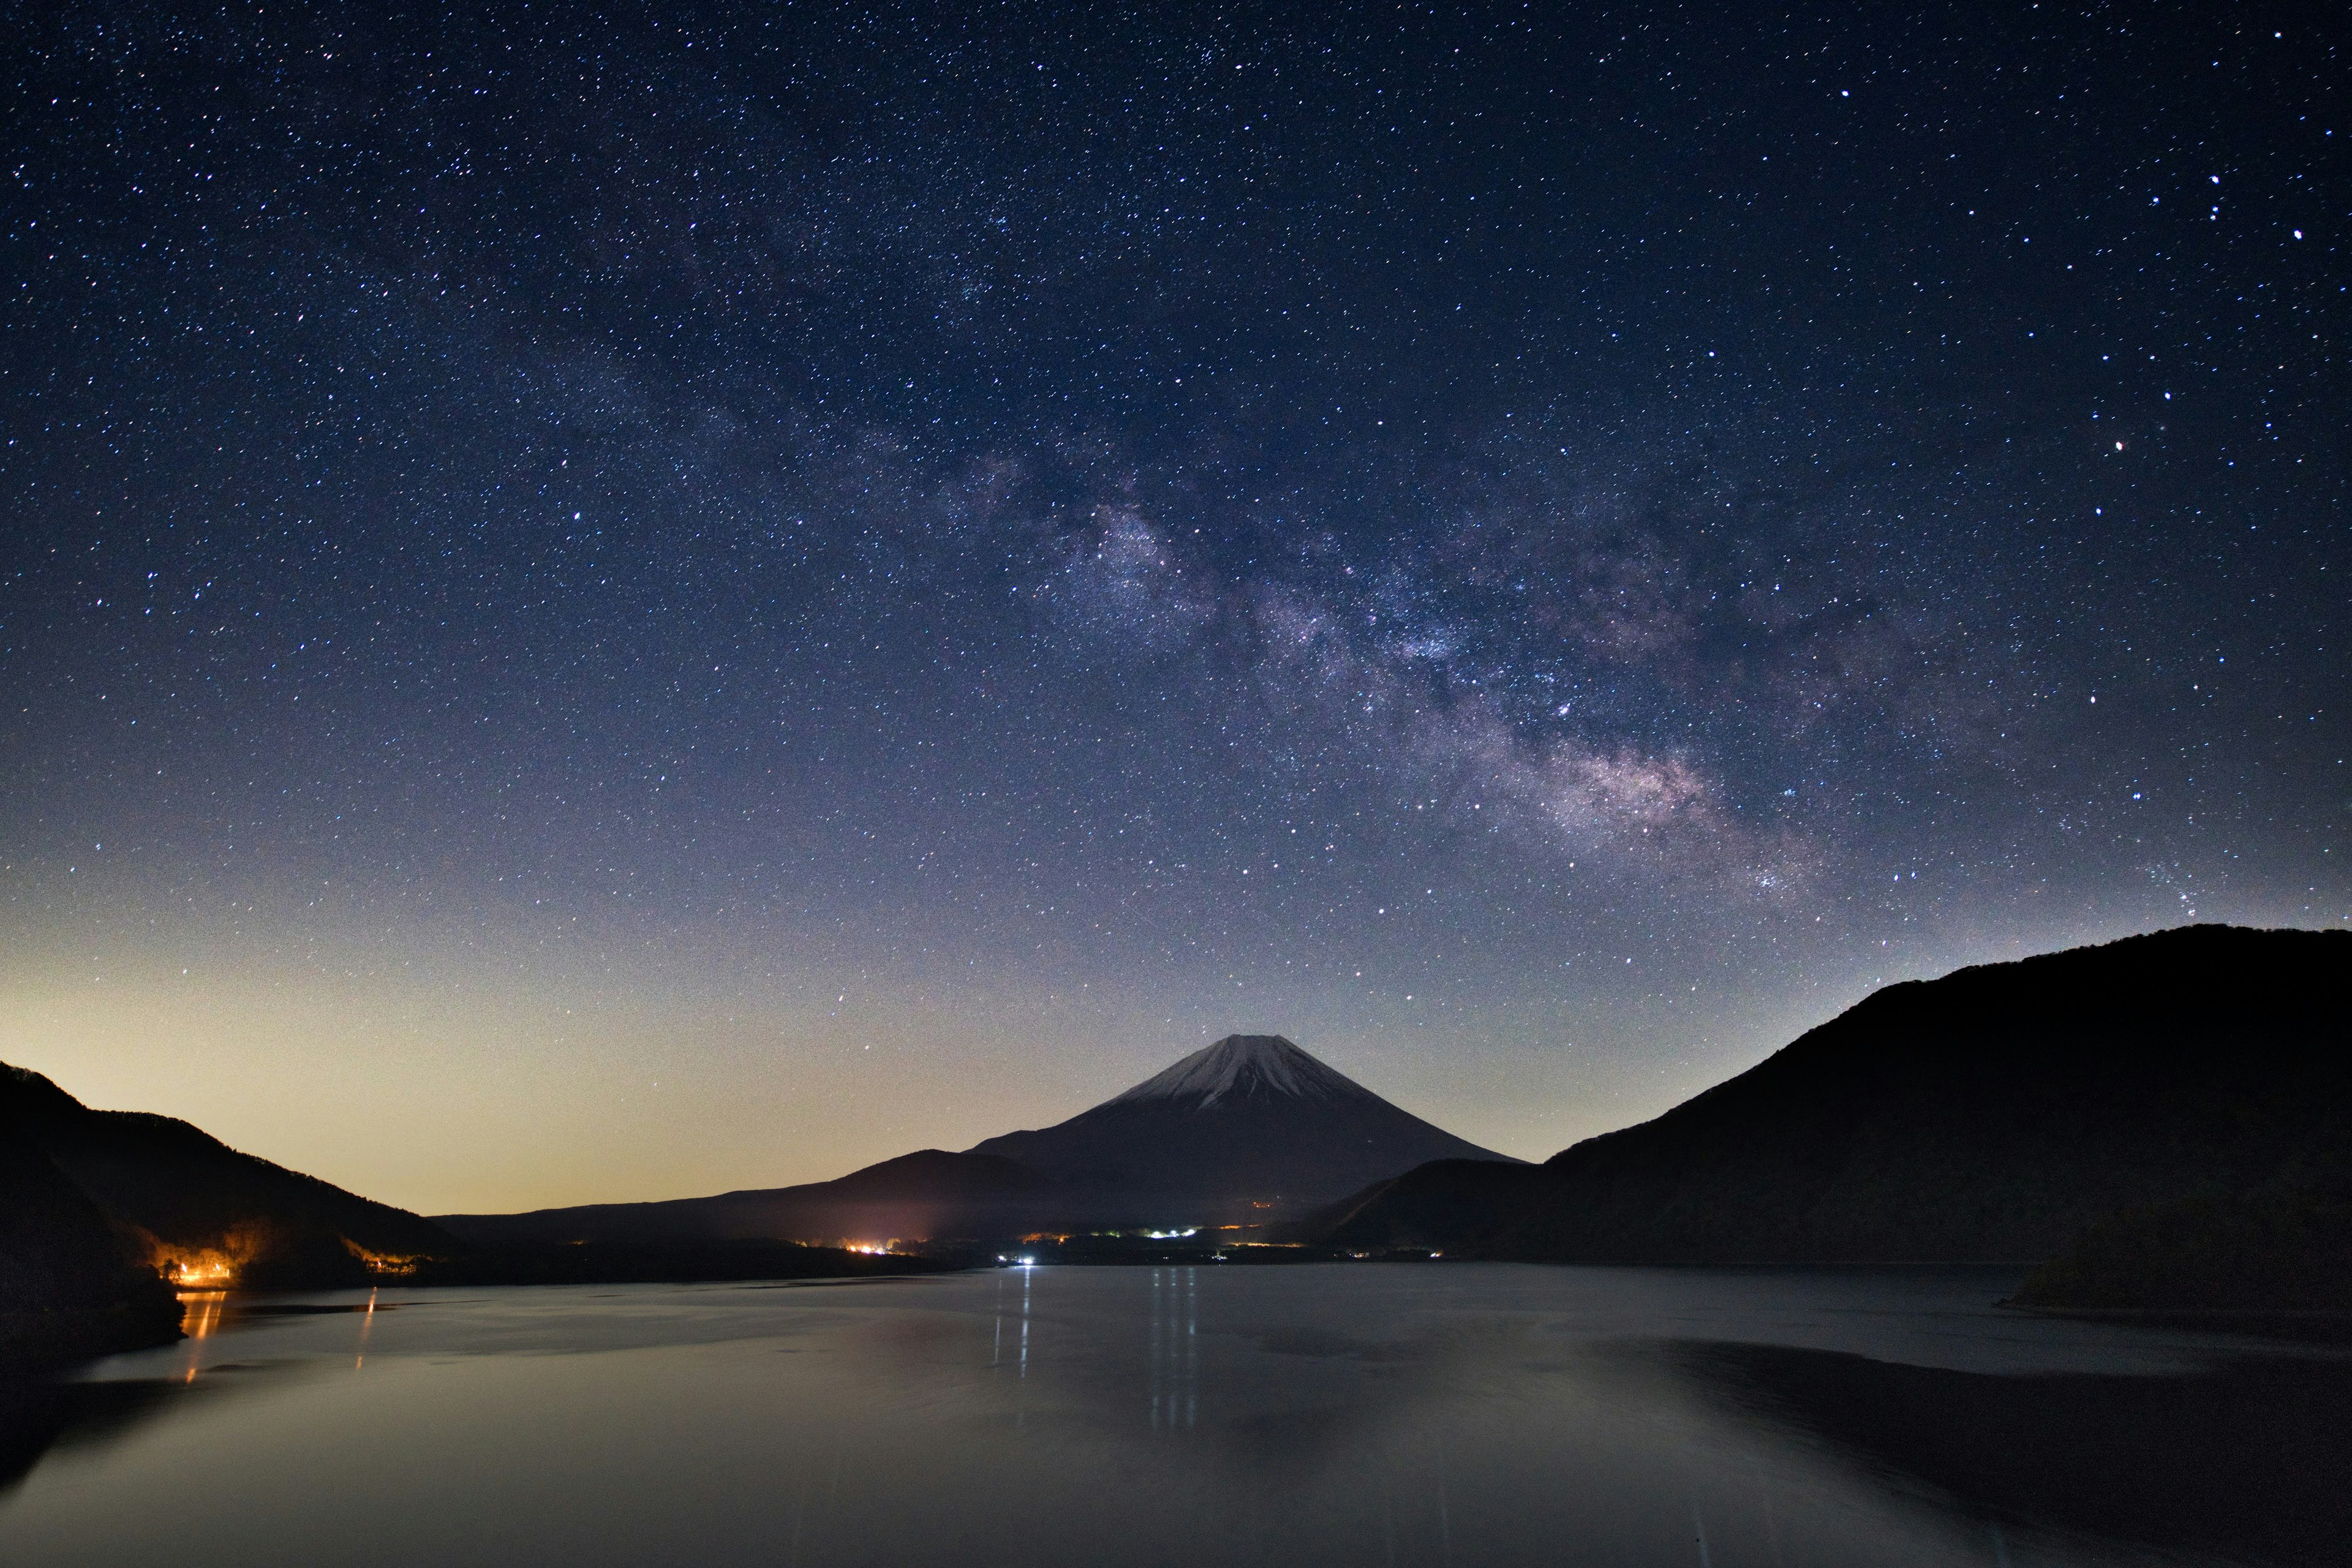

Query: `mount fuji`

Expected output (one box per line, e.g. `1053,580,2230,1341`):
436,1034,1516,1245
969,1035,1518,1215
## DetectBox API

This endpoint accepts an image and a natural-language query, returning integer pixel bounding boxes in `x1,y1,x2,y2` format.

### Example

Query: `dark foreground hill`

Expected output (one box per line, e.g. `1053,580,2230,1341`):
440,1035,1518,1245
0,1064,456,1289
0,1134,182,1366
1320,925,2351,1272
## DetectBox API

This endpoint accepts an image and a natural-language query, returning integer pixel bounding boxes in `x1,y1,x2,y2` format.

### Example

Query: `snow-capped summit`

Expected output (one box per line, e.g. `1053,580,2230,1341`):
1106,1034,1362,1109
968,1033,1520,1212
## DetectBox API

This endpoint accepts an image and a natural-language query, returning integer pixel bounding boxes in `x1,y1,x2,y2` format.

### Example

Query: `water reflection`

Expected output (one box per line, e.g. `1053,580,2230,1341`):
176,1291,227,1340
0,1266,2342,1568
1148,1267,1197,1431
0,1379,181,1499
355,1287,378,1371
1676,1339,2352,1566
175,1291,227,1384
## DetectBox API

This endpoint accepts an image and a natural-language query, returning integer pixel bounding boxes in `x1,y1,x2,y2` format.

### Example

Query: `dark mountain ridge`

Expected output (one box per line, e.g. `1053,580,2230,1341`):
1320,925,2350,1265
440,1034,1519,1245
435,1148,1061,1247
970,1034,1519,1212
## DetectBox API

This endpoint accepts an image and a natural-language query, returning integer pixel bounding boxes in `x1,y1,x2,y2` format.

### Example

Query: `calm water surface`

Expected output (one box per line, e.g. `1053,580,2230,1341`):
1,1264,2343,1567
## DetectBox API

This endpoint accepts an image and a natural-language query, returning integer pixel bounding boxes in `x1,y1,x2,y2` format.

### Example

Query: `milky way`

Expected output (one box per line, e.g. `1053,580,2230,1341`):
3,2,2344,1208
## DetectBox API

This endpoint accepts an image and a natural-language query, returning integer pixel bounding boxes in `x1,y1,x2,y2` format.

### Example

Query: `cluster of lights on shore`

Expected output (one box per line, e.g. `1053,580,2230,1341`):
992,1226,1211,1267
160,1254,238,1287
156,1240,427,1287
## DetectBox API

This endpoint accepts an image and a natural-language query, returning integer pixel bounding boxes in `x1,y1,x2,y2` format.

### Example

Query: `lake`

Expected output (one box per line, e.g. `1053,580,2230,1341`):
2,1264,2345,1567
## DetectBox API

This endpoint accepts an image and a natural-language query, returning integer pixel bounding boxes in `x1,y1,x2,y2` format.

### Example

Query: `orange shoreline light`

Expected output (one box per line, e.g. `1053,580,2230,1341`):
146,1234,435,1287
157,1251,239,1287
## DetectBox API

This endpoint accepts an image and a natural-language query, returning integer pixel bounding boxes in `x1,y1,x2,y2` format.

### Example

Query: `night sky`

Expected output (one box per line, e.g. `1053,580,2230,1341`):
4,2,2344,1212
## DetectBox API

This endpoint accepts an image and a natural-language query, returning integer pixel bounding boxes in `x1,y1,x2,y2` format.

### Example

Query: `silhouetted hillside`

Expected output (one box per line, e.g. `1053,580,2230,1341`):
1,1063,456,1287
1322,926,2351,1274
436,1148,1063,1246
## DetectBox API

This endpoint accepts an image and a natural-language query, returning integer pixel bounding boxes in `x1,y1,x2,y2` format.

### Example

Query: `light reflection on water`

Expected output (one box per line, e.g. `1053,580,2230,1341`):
1149,1265,1197,1431
172,1291,227,1384
2,1265,2343,1568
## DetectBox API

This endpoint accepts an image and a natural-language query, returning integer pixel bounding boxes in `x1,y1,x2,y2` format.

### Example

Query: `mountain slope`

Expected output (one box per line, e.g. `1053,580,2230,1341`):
1322,926,2351,1262
440,1034,1519,1243
1,1063,456,1284
434,1149,1062,1246
968,1034,1520,1215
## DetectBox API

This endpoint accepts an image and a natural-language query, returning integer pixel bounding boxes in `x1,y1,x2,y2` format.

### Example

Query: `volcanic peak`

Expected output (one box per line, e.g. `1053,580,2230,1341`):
1105,1034,1362,1110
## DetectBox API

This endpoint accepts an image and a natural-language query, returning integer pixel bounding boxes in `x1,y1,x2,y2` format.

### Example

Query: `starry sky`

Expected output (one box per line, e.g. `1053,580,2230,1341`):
3,1,2344,1213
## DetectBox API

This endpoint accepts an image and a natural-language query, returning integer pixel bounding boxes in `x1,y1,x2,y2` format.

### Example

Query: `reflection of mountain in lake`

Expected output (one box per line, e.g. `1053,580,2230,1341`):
2,1267,2336,1567
0,1376,180,1498
1317,925,2352,1273
1680,1341,2352,1566
2014,1180,2352,1314
439,1035,1517,1245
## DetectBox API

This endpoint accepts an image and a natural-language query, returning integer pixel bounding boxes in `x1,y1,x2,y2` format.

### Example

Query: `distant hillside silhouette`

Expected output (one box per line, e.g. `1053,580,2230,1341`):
437,1148,1061,1246
0,1063,456,1288
409,1237,953,1286
1319,926,2351,1273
